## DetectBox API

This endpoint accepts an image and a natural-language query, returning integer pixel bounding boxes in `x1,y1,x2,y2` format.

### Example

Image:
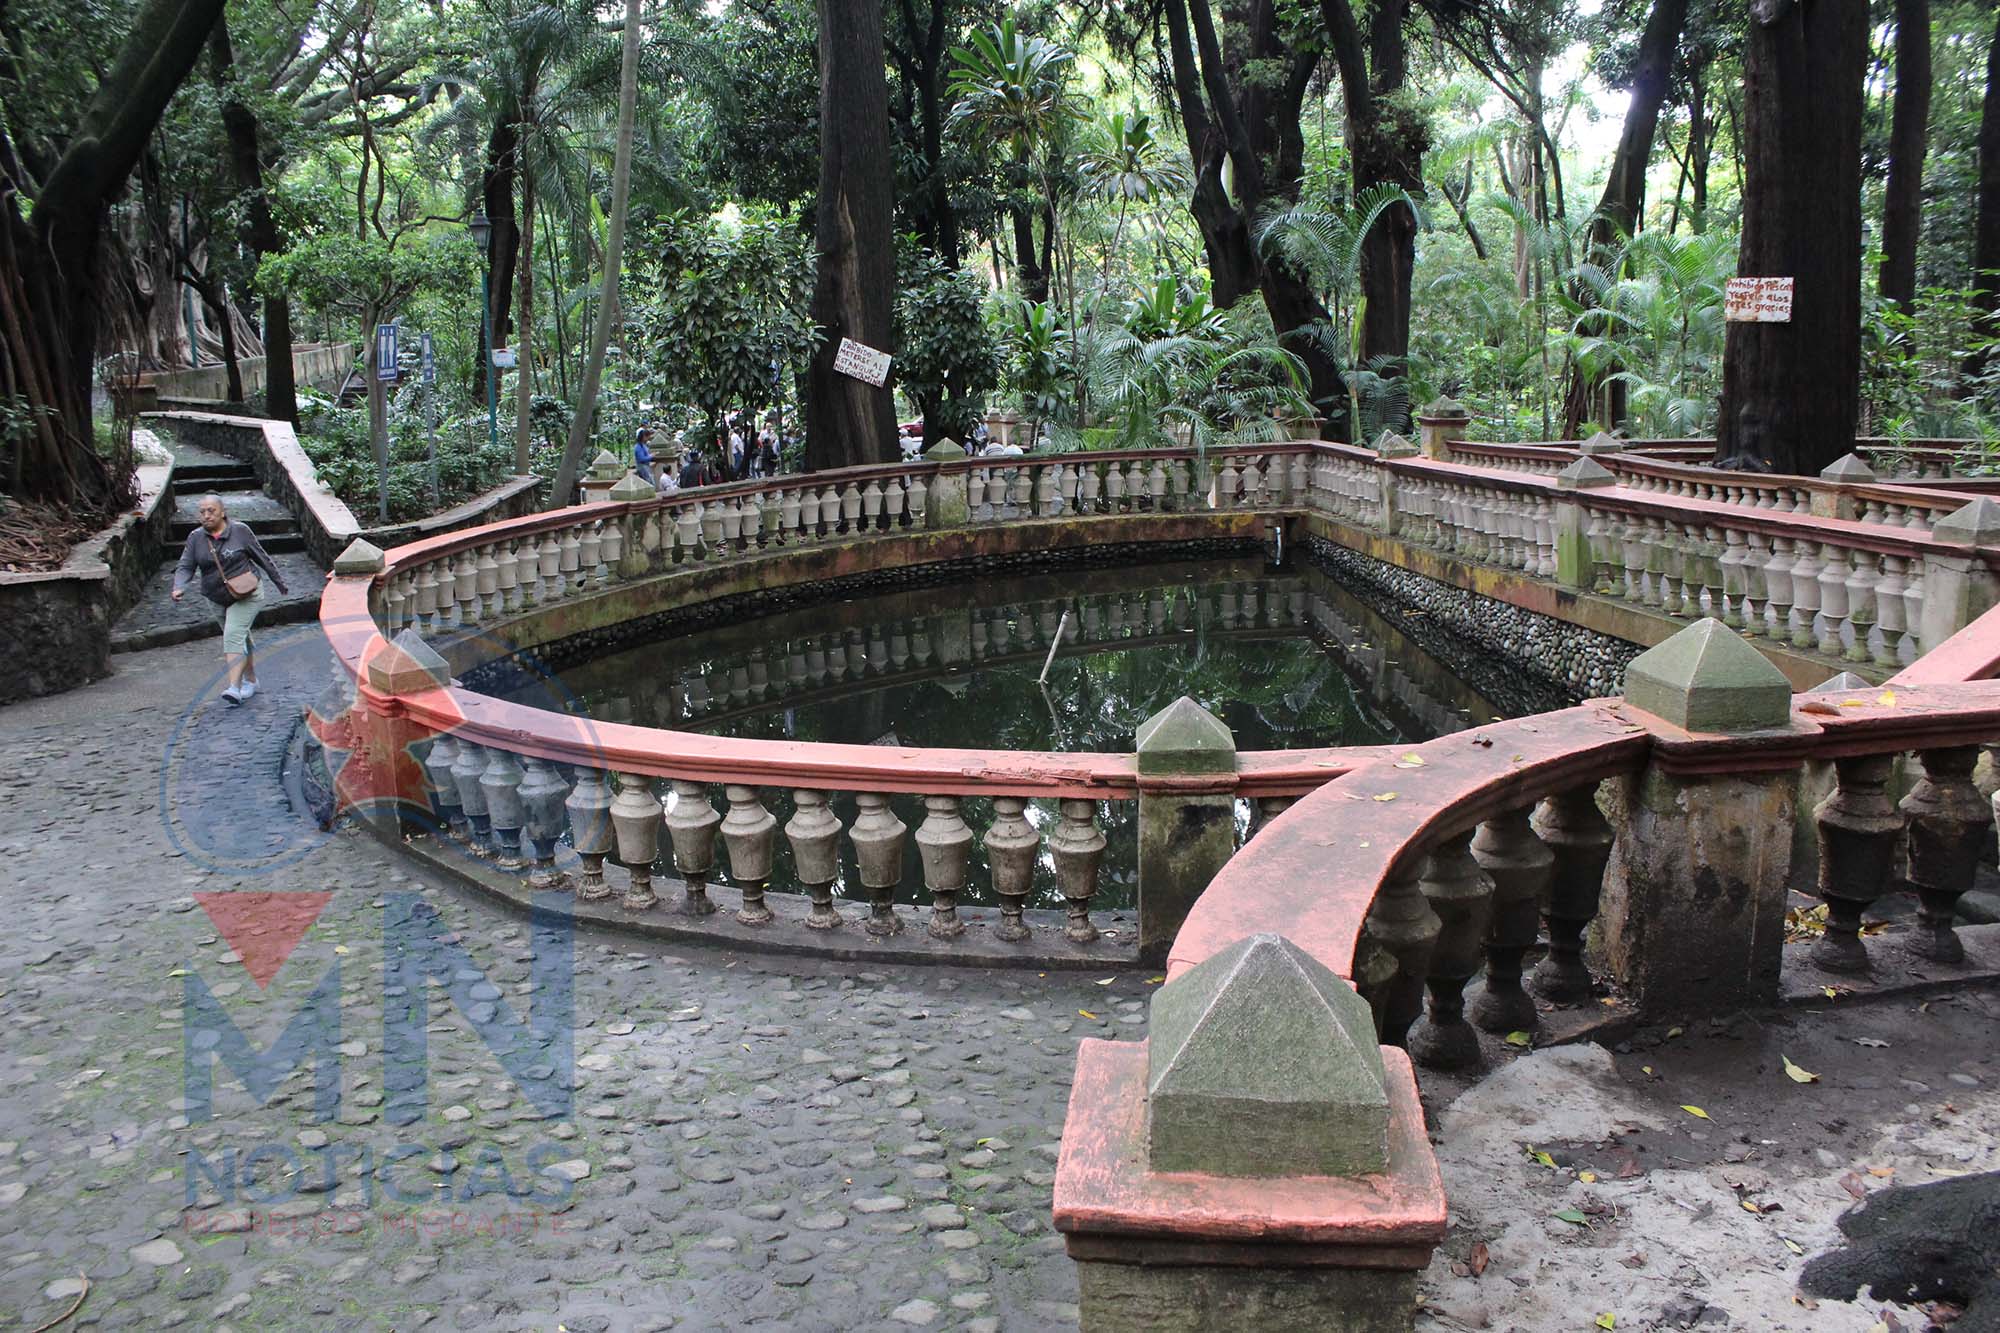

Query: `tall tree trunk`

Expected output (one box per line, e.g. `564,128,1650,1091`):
1561,0,1690,437
1323,0,1424,373
515,174,536,475
1,0,226,515
480,116,521,407
805,0,898,470
1715,0,1869,475
1880,0,1931,313
1162,0,1341,418
211,16,296,423
1688,70,1710,234
1971,10,2000,375
1010,203,1050,302
552,0,642,506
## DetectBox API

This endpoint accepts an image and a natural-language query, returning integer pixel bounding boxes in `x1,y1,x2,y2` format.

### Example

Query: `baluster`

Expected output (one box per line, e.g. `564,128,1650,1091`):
1901,748,1991,963
557,527,583,595
1841,550,1879,664
481,748,529,868
423,735,464,836
850,793,909,935
701,501,726,553
1408,829,1496,1070
1035,465,1058,517
665,780,721,915
1621,516,1647,605
1815,545,1852,656
1789,541,1822,649
1719,528,1749,627
453,551,482,627
1813,754,1901,971
518,757,571,889
907,473,928,526
779,488,802,545
536,531,561,602
566,767,616,901
1105,460,1128,513
1764,537,1796,641
978,797,1037,942
1468,807,1554,1036
474,547,500,621
1049,798,1105,942
915,795,974,938
862,478,885,531
1529,783,1613,1002
1739,533,1769,636
786,789,844,928
721,785,777,925
413,563,441,634
720,497,744,550
383,575,409,632
1009,465,1033,516
577,521,606,591
499,539,525,613
452,742,491,853
1899,571,1924,664
1873,556,1908,667
840,481,863,531
611,772,663,911
1361,862,1439,1048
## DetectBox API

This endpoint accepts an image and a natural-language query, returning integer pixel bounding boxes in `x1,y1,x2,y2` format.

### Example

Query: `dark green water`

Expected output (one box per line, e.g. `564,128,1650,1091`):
497,558,1502,911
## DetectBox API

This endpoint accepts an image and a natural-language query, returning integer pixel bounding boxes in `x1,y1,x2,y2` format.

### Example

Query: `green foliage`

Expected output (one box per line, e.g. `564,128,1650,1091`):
1860,284,2000,443
895,251,1003,441
295,386,513,524
258,230,481,330
627,208,817,438
1082,293,1312,453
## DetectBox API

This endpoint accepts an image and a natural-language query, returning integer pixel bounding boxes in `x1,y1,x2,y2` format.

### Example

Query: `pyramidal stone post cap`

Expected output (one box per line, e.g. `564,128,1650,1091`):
1576,431,1626,456
332,537,386,575
1556,457,1618,490
1622,618,1794,733
1932,497,2000,547
1146,932,1390,1178
608,470,654,503
1808,671,1873,693
1417,396,1468,421
1135,696,1236,775
924,438,967,461
1374,429,1418,457
1818,453,1877,484
366,627,452,696
589,449,624,480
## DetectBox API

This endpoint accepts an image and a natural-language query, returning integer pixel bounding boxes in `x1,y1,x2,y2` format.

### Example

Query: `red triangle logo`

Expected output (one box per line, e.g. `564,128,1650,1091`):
194,892,333,989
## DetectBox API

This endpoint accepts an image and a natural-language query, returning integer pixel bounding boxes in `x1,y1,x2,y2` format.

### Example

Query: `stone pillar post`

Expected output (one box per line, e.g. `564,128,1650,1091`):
1813,454,1875,520
1599,619,1800,1016
1135,698,1238,966
1553,458,1616,590
923,439,969,528
1056,933,1445,1332
1374,431,1418,535
607,471,656,578
1413,398,1470,460
353,621,458,841
578,448,624,504
1919,499,2000,653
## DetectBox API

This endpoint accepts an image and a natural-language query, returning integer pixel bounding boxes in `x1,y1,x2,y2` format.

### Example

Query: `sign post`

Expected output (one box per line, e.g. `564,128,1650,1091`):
369,323,399,523
420,331,440,507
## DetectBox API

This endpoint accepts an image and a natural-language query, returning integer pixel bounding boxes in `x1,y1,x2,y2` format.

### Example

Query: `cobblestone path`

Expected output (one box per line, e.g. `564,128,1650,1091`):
0,634,1127,1331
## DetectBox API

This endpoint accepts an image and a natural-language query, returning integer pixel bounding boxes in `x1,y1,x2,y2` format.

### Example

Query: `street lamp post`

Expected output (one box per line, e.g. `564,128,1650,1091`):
469,210,498,459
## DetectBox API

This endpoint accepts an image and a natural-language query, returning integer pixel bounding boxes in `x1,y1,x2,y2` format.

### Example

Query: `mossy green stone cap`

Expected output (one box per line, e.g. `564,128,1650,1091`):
1135,697,1235,775
1622,617,1793,732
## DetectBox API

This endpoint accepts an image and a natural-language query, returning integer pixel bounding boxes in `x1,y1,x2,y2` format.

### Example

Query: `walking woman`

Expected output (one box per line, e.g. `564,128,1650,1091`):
171,494,291,704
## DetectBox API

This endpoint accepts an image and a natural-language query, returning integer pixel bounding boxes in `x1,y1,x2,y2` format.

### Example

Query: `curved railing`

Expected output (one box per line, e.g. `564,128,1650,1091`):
321,430,2000,956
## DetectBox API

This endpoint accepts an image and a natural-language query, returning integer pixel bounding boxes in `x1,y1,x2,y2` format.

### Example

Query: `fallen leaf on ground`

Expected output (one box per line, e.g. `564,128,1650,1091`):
1555,1209,1587,1226
1681,1105,1711,1120
1469,1242,1489,1277
1078,1010,1097,1019
1094,977,1114,985
1784,1238,1804,1255
1578,1170,1598,1184
1371,791,1400,802
1596,1315,1616,1330
1504,1030,1533,1047
1839,1172,1867,1200
1877,690,1898,706
1395,753,1426,768
1782,1055,1820,1084
1854,1037,1889,1048
1867,1166,1895,1178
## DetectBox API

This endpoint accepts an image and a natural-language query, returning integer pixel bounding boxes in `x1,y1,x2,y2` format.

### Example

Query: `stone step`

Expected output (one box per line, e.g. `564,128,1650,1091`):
171,464,259,493
109,551,327,654
161,529,309,557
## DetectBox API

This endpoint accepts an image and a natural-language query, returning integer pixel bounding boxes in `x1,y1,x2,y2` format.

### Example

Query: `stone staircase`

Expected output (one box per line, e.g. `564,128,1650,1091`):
110,443,327,653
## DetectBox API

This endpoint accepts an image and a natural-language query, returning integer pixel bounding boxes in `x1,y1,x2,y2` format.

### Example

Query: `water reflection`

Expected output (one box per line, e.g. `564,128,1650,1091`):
493,557,1508,909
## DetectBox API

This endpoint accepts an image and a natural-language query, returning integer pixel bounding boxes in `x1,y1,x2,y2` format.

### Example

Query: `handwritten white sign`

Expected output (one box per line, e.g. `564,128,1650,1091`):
1724,277,1794,323
833,337,892,387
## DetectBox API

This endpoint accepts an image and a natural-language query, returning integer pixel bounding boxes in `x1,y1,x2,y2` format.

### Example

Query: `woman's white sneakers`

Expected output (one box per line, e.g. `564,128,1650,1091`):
220,681,258,706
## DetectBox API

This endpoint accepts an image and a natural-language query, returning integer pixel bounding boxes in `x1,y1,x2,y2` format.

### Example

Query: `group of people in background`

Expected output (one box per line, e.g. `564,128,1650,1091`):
632,411,789,494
